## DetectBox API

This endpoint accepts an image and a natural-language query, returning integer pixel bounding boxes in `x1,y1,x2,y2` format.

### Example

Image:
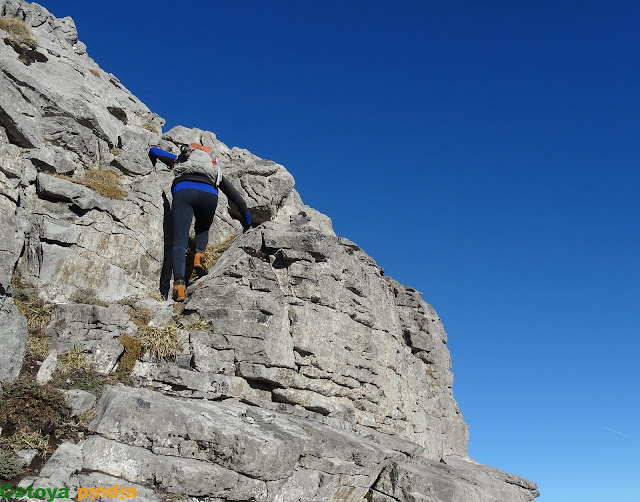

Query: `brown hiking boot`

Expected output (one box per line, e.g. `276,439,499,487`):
194,251,208,277
172,279,186,302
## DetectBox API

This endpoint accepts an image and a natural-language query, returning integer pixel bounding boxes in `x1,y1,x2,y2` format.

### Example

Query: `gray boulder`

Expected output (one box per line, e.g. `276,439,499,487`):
62,388,96,417
372,458,540,502
36,349,57,385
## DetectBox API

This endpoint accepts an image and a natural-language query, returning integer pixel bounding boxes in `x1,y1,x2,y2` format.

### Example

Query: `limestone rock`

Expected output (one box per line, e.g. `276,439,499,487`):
0,126,28,388
45,304,134,373
62,388,96,417
0,295,27,386
71,386,536,502
29,442,83,493
36,348,56,385
16,449,38,467
85,386,389,499
38,442,82,479
372,458,540,502
184,223,468,457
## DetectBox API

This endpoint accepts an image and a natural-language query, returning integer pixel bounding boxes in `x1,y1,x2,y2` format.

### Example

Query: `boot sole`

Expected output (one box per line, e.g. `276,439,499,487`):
194,265,209,277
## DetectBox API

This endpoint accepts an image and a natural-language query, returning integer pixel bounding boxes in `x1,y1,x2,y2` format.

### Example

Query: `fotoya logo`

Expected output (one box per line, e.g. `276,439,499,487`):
0,484,136,501
1,485,68,501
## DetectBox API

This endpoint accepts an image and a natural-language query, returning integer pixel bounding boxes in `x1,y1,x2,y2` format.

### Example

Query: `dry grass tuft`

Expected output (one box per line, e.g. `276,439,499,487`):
162,495,191,502
137,323,181,360
26,335,50,361
128,307,151,330
60,169,128,200
141,121,159,134
70,291,110,307
0,17,37,48
425,367,438,389
205,233,240,267
12,274,52,336
0,430,51,455
16,299,51,333
186,319,210,331
82,169,127,198
58,346,90,372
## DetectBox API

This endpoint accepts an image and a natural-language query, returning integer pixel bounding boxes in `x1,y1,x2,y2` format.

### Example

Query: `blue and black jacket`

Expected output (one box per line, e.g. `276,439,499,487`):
149,147,252,228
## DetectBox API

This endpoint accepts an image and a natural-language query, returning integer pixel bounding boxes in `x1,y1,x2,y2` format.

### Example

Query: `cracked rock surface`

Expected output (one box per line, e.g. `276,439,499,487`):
0,1,538,500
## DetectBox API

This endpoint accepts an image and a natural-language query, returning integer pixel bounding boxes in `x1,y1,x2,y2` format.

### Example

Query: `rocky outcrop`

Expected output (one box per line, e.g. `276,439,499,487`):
131,223,468,458
0,1,538,500
20,386,537,501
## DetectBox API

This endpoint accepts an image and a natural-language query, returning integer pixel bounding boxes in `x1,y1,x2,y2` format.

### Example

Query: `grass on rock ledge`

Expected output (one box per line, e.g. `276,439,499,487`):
0,17,37,48
58,168,128,200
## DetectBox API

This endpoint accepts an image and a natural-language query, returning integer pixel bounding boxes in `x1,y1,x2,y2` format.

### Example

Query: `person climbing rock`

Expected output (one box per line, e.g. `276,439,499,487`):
149,144,252,302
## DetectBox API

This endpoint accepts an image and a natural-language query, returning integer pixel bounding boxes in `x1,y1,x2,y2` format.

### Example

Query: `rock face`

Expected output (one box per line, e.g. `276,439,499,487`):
0,1,538,500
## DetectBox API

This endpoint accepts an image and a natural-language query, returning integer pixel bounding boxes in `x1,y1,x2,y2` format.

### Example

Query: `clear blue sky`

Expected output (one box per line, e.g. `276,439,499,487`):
40,1,639,500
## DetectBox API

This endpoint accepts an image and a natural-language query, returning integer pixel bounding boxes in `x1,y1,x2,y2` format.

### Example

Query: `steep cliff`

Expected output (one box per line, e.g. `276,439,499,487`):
0,1,538,500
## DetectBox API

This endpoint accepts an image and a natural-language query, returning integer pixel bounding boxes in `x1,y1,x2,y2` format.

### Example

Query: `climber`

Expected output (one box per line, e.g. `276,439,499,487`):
149,144,252,302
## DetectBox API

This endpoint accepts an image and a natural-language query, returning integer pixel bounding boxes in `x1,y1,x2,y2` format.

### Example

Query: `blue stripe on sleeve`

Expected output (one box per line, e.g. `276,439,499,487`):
149,147,177,167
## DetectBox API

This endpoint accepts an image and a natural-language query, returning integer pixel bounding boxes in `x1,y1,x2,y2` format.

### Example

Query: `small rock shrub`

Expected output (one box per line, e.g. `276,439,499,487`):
0,377,70,456
117,335,141,375
0,451,24,481
70,369,106,393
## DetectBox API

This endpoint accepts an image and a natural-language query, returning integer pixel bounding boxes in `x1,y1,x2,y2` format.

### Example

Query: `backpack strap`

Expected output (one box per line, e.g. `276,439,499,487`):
191,143,213,153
